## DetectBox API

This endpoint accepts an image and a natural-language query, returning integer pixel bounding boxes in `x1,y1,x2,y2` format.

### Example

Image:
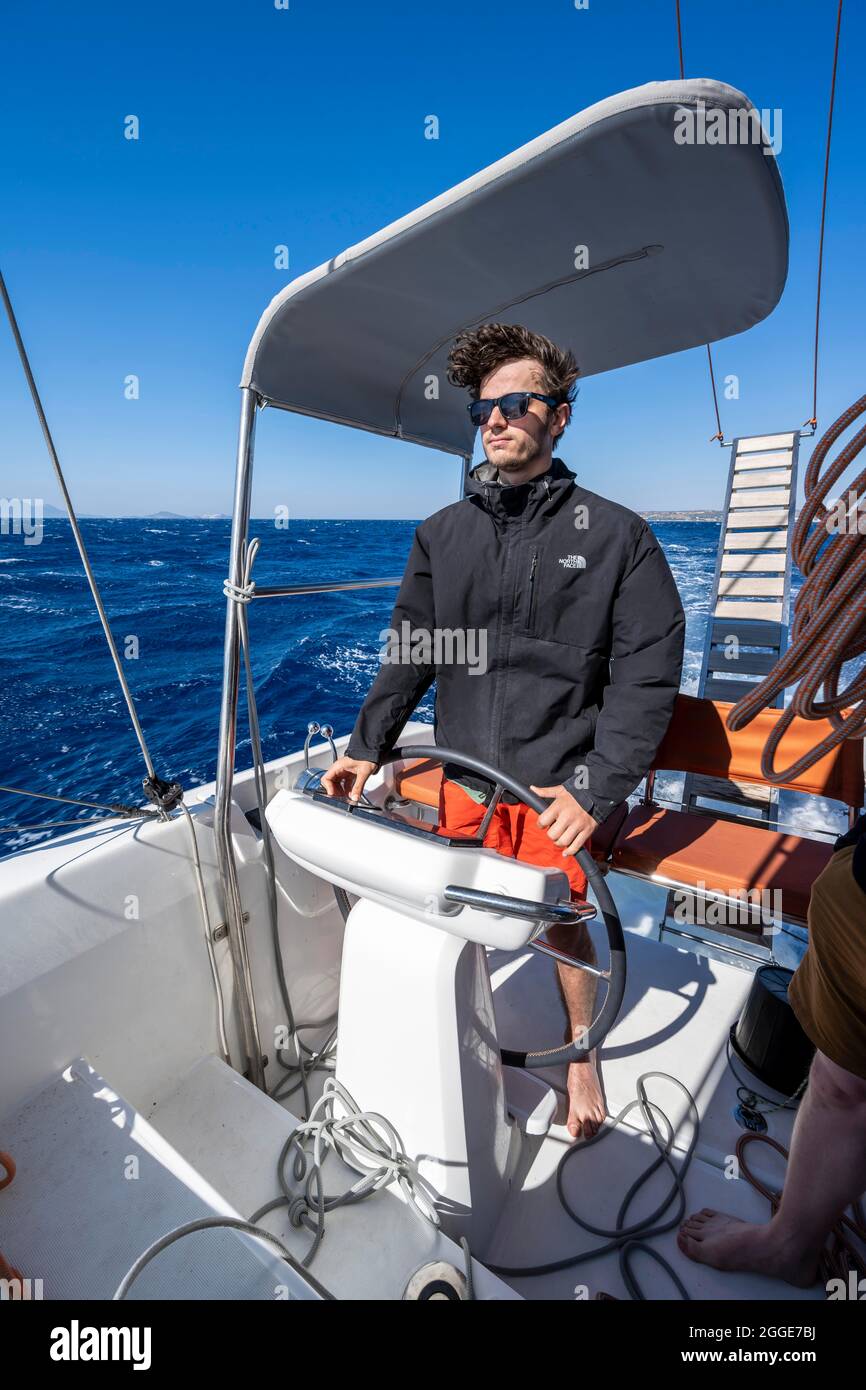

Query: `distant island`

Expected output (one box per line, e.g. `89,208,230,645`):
146,511,232,520
639,509,722,522
40,506,232,520
38,505,724,523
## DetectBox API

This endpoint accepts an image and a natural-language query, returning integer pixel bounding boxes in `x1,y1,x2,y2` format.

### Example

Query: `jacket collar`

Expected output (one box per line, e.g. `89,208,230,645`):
465,455,576,520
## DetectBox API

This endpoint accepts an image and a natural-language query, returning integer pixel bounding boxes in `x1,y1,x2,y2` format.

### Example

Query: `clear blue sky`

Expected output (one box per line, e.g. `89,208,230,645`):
1,0,863,518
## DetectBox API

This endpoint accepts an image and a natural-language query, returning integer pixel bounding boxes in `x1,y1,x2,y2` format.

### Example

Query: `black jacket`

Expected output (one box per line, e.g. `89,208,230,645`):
346,456,686,823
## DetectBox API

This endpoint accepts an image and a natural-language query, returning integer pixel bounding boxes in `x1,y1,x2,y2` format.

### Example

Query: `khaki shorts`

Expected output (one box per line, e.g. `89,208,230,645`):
788,846,866,1081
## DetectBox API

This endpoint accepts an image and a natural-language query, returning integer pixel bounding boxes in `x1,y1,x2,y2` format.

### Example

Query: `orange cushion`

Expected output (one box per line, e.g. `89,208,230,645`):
394,759,443,808
610,804,834,925
654,696,864,807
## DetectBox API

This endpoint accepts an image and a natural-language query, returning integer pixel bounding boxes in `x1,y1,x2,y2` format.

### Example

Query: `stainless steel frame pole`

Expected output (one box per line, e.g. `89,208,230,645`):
459,454,471,499
214,387,265,1089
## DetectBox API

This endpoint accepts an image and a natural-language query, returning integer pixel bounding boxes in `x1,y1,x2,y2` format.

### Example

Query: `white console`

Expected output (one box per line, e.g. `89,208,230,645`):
265,784,567,1248
265,787,571,950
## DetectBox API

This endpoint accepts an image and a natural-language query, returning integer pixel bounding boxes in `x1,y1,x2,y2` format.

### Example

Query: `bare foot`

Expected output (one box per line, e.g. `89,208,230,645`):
677,1209,817,1288
566,1053,606,1139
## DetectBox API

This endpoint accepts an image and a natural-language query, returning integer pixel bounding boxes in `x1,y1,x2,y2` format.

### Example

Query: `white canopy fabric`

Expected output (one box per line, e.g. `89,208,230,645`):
241,79,788,457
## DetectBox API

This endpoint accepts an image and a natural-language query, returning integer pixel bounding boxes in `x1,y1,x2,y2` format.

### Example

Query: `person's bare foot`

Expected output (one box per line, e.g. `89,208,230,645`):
566,1053,606,1139
677,1209,817,1288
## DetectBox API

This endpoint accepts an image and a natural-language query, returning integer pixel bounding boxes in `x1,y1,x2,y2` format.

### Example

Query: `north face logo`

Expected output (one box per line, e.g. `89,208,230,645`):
558,554,586,569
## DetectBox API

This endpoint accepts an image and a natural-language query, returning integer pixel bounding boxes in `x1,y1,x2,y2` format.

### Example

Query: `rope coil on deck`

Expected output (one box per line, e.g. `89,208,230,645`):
487,1072,698,1298
249,1077,441,1270
726,393,866,782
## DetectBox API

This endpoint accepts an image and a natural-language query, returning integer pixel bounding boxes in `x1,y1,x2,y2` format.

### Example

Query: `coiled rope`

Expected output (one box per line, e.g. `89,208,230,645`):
487,1072,698,1299
249,1077,442,1268
113,1077,462,1301
727,394,866,782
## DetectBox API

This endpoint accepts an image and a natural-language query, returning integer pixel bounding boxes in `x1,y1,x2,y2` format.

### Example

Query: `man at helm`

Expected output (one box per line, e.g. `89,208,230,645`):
324,323,686,1138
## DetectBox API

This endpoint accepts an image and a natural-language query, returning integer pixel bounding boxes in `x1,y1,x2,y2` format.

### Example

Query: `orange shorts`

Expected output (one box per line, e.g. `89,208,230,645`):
437,777,589,901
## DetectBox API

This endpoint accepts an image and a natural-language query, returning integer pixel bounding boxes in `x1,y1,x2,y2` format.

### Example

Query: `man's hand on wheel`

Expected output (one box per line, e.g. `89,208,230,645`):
530,783,598,857
321,756,376,803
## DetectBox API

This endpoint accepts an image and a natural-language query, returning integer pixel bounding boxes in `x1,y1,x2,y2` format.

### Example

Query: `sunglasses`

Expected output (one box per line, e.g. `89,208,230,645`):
468,391,559,428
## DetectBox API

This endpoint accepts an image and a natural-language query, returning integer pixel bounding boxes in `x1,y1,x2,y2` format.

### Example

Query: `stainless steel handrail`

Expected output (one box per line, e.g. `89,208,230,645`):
442,884,598,932
213,388,471,1091
251,578,401,598
214,388,266,1089
528,933,610,982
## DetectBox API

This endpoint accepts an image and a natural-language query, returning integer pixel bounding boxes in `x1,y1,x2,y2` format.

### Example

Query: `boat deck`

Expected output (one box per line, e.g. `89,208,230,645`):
487,914,822,1300
2,890,826,1302
1,1056,515,1301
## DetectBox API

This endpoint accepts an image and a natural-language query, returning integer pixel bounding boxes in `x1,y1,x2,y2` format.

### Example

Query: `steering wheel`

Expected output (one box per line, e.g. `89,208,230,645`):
387,745,627,1069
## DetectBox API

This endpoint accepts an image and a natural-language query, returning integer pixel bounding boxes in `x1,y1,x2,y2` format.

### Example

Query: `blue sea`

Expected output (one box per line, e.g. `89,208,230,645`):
0,517,828,849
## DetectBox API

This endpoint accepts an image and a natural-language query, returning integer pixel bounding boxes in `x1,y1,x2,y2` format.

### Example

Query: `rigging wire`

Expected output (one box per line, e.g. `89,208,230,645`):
805,0,844,432
0,271,233,1062
674,0,684,82
1,270,160,793
674,1,726,445
704,344,725,445
676,0,845,440
0,821,107,834
0,783,157,817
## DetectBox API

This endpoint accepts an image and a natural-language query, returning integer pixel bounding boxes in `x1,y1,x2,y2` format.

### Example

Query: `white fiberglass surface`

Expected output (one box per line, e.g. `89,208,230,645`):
490,910,798,1184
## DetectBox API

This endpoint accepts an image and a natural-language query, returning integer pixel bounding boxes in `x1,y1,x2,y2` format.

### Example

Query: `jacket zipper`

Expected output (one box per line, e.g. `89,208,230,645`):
490,514,523,769
527,550,539,629
487,475,547,767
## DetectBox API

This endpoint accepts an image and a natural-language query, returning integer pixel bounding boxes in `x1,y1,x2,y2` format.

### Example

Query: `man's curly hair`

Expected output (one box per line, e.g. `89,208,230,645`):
447,323,580,422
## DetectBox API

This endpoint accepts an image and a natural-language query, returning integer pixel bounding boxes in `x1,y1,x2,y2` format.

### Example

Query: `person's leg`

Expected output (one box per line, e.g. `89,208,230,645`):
550,921,606,1140
678,1049,866,1285
511,806,605,1139
437,781,604,1136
